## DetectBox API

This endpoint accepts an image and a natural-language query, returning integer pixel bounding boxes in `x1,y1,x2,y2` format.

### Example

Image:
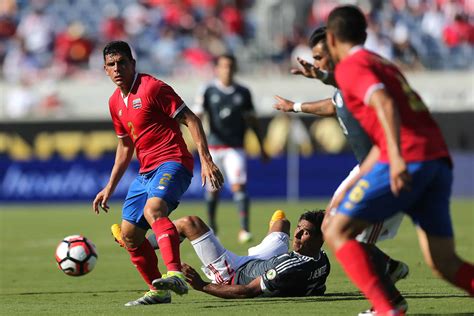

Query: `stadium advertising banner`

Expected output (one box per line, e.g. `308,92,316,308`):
1,117,472,202
0,121,359,202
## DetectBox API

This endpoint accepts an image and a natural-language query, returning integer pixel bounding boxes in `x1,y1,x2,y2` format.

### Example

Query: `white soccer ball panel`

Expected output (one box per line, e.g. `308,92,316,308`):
60,259,78,275
69,244,88,261
63,235,82,241
55,242,69,260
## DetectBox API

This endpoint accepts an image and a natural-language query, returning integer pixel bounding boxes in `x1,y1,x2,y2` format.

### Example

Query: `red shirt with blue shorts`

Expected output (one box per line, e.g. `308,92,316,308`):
109,73,193,228
335,48,453,237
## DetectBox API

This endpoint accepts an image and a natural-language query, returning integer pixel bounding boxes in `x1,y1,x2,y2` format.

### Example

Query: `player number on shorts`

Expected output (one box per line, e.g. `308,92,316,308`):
159,173,172,186
349,179,369,203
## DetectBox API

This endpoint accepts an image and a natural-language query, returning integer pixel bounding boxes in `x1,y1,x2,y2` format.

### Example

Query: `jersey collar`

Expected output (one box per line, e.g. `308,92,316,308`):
214,79,236,94
121,73,138,99
349,45,364,55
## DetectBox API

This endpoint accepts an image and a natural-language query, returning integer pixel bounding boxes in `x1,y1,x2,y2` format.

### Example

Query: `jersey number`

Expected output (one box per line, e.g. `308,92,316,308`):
127,122,138,140
397,75,427,112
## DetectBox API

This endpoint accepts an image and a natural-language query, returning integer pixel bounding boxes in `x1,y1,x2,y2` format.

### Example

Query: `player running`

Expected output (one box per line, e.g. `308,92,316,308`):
93,41,224,306
273,25,408,308
323,5,474,315
192,54,269,243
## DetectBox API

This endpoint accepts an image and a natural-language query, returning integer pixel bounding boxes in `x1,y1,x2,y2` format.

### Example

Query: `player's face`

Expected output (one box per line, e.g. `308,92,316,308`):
292,219,323,256
311,41,331,72
104,53,136,90
215,57,235,85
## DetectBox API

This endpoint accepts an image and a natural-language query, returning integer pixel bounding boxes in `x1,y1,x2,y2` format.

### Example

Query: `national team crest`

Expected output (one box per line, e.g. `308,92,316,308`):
132,98,142,109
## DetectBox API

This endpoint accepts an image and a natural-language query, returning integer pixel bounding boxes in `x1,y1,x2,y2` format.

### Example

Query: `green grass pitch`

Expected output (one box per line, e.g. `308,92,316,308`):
1,199,473,315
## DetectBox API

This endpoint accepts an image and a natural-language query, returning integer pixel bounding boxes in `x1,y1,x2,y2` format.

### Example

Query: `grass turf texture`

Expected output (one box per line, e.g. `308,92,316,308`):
1,199,473,315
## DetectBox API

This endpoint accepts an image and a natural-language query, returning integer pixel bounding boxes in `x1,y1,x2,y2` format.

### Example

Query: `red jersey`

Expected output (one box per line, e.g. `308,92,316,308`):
109,73,194,173
335,48,450,163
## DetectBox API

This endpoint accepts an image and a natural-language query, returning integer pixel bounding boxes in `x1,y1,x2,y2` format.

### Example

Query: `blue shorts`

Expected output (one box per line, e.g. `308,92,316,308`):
122,162,193,229
337,158,453,237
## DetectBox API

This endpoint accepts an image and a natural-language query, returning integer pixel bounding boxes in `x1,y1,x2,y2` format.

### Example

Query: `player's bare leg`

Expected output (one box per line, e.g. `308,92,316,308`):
325,213,407,313
232,183,252,243
417,227,474,295
174,216,211,242
144,197,188,295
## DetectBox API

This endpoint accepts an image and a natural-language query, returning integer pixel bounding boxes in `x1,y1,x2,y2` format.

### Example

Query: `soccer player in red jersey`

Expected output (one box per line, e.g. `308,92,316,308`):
92,41,224,306
323,5,474,315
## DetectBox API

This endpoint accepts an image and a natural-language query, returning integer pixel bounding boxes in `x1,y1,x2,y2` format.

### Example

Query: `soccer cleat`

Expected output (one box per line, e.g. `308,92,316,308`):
358,295,408,316
111,224,125,248
152,271,188,295
124,289,171,306
388,260,409,284
238,230,253,244
269,209,287,229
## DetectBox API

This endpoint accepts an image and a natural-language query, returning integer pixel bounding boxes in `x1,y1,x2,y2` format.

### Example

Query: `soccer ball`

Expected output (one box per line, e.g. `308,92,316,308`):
55,235,98,276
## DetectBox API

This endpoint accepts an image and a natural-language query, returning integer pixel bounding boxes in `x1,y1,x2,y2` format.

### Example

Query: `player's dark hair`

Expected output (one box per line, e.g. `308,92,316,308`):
103,41,134,61
299,210,325,236
308,26,327,48
327,5,367,44
214,54,237,70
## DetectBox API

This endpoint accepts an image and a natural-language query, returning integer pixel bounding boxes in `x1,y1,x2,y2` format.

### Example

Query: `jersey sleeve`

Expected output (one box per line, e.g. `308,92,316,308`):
151,81,186,118
108,97,128,138
336,60,385,106
260,266,307,295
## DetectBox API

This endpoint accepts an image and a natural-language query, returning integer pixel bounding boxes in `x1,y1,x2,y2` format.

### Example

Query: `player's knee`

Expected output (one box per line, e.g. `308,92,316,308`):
122,232,140,249
177,216,208,237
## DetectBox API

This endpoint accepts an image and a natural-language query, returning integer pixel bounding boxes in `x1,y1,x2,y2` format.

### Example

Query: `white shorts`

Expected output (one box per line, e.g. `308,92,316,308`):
332,165,404,243
191,230,289,284
209,147,247,187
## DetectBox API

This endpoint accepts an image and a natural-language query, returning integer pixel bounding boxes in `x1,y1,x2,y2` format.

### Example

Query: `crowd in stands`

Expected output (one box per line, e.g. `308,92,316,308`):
0,0,472,118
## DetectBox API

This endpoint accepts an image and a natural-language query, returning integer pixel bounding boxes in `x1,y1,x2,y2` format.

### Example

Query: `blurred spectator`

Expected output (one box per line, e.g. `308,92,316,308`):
15,3,54,69
443,13,474,47
100,4,127,42
392,21,424,70
443,13,474,69
0,0,17,64
54,21,94,76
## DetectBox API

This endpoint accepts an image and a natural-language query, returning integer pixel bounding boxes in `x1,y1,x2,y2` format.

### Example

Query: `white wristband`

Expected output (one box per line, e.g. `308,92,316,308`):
293,102,302,112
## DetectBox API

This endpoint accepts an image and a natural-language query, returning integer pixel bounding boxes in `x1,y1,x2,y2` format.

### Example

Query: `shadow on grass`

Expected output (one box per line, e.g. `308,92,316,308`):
5,289,145,296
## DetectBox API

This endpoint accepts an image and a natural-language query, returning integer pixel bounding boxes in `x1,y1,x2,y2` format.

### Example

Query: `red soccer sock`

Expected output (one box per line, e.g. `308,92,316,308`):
127,238,161,290
336,240,395,313
454,262,474,296
151,217,182,272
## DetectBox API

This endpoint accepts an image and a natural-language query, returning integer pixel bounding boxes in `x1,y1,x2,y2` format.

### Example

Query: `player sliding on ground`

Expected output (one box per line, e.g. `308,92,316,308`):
93,41,224,306
115,209,331,298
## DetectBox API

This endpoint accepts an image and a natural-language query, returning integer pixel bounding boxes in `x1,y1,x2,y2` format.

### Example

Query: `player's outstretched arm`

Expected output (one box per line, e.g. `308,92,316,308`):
291,57,337,86
182,263,263,299
92,136,134,214
176,107,224,191
369,89,411,196
273,95,336,117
